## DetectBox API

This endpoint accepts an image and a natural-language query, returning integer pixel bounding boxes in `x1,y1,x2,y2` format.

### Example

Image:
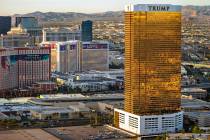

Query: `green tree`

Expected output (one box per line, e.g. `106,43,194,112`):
192,125,203,134
181,129,185,134
155,133,168,140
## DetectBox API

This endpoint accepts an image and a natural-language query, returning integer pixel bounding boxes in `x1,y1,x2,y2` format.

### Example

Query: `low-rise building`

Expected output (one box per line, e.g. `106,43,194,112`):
185,111,210,128
86,101,124,114
68,102,90,118
66,72,123,92
42,28,81,42
181,95,210,112
30,107,78,120
67,79,116,92
181,88,207,99
53,70,124,92
181,95,210,128
32,81,57,92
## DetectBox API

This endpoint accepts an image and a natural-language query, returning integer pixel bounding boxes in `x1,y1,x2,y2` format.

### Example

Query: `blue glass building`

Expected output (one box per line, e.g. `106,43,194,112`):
0,16,11,35
15,17,42,39
15,17,38,28
81,20,93,42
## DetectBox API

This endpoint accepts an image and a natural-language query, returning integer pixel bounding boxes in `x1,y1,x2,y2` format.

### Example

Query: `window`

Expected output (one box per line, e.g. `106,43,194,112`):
119,113,125,124
129,116,138,128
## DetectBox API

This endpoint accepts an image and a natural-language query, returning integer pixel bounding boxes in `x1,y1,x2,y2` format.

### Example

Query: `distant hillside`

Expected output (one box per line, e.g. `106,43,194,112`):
182,5,210,17
13,11,123,23
13,6,210,23
182,6,210,23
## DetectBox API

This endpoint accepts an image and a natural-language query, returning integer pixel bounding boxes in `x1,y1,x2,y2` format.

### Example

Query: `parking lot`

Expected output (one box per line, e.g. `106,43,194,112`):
45,125,134,140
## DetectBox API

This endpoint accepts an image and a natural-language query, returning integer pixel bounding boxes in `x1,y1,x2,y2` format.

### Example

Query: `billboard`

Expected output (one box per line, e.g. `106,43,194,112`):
70,44,76,50
59,45,66,51
83,44,108,49
59,44,77,51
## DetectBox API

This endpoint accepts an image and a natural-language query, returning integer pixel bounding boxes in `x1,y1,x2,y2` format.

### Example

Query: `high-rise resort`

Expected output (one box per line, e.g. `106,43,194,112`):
114,4,183,135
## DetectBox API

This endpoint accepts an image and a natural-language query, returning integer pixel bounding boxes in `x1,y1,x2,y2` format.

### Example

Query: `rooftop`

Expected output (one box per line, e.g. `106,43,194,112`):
181,88,207,93
0,104,42,112
31,107,74,114
181,96,210,109
39,94,85,99
35,81,56,85
30,94,124,104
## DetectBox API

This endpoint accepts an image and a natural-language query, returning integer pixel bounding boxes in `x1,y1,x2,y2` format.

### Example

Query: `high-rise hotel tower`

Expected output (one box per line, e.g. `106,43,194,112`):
114,4,183,135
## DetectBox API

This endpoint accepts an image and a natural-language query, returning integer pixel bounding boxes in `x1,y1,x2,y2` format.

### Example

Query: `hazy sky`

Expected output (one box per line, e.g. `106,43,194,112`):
1,0,210,15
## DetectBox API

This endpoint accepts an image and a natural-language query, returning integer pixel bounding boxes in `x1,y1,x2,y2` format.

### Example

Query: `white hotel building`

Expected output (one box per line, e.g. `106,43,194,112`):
115,109,183,135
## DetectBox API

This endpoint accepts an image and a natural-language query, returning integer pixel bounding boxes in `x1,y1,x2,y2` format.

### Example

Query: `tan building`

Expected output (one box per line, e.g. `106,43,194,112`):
0,47,51,92
81,41,109,71
30,107,78,120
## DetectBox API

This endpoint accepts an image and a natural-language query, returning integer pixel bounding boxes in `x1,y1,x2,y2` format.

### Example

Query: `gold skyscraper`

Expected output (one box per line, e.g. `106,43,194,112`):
114,4,183,135
124,4,181,115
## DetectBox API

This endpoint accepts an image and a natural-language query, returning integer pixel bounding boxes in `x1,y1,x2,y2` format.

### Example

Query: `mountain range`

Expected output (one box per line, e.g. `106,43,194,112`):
13,6,210,23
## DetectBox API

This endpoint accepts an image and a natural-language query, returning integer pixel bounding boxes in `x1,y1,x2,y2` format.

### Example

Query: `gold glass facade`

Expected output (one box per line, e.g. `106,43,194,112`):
124,10,181,115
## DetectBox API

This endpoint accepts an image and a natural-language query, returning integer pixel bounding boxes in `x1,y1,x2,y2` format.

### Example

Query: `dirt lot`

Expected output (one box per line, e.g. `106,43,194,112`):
0,129,59,140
